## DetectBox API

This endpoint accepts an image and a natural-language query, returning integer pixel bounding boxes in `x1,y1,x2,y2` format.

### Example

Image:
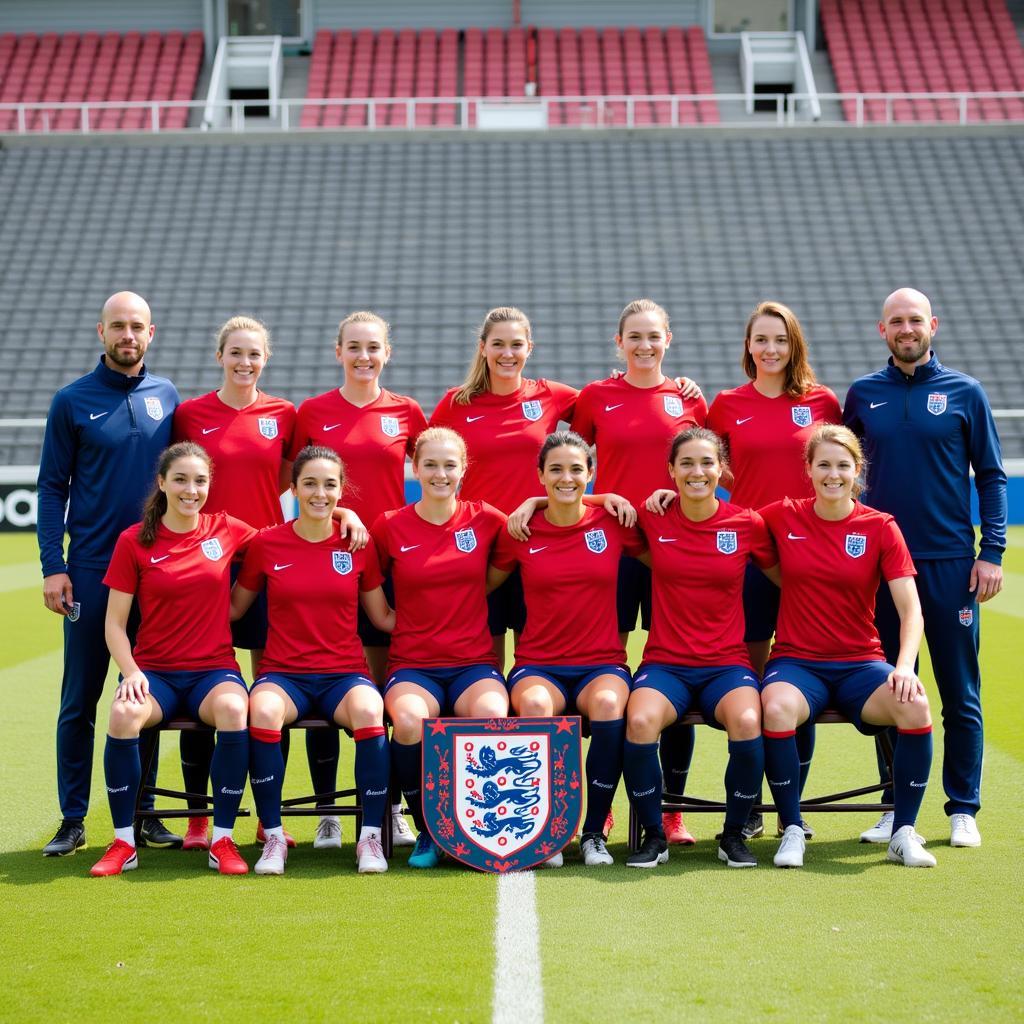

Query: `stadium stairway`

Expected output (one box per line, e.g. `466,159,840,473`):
0,131,1021,465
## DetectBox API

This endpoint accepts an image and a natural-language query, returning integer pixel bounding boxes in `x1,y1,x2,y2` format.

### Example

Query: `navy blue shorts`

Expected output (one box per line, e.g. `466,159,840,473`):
357,573,394,648
742,561,780,644
230,561,268,651
488,568,527,636
508,663,632,712
385,664,506,715
762,658,893,735
143,668,247,722
632,663,759,729
254,671,377,721
616,555,652,633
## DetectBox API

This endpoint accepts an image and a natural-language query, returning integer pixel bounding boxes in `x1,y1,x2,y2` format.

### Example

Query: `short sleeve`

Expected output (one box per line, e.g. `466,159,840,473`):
705,393,727,439
428,391,457,428
490,528,521,572
748,510,778,569
370,513,392,571
287,401,312,461
481,502,508,550
359,536,385,591
236,532,267,592
618,521,647,559
406,399,428,456
103,532,140,594
279,402,298,454
879,517,916,581
226,514,259,555
756,500,785,541
570,385,596,444
820,387,842,425
548,380,578,423
690,394,709,427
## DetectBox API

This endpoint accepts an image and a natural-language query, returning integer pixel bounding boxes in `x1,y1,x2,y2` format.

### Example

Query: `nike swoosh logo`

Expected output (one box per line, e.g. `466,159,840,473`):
400,545,420,553
322,424,341,432
657,536,676,543
787,533,806,540
273,563,293,571
735,416,753,425
201,427,219,435
528,546,547,554
605,404,623,412
869,402,887,409
150,555,169,563
89,412,109,421
466,416,484,423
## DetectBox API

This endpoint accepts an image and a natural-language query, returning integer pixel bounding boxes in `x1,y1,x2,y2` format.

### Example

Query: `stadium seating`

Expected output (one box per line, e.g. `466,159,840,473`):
1,132,1020,468
0,30,203,132
301,25,717,127
820,0,1024,122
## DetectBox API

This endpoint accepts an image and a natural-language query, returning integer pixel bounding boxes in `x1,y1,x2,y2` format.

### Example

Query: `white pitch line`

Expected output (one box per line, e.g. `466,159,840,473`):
492,871,544,1024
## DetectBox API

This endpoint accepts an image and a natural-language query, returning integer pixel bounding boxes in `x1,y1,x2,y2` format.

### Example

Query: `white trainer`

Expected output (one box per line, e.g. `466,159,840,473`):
774,824,806,868
356,834,388,873
542,851,564,868
950,813,981,848
254,833,288,875
313,815,342,850
580,833,614,867
887,825,937,867
391,809,416,847
860,811,894,843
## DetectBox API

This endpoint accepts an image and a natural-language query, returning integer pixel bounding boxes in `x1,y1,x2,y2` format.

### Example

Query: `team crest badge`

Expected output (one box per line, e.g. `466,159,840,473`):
663,395,683,417
380,415,400,437
791,406,812,428
201,539,223,561
332,551,353,575
585,529,607,553
521,400,542,422
258,417,278,439
927,393,948,416
716,530,738,554
422,716,584,873
958,607,974,627
67,602,81,623
844,533,867,558
455,528,477,553
144,397,164,421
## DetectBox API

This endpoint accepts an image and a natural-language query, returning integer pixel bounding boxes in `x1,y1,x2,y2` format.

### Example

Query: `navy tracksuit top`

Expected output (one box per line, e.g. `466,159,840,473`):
37,356,179,577
843,353,1006,565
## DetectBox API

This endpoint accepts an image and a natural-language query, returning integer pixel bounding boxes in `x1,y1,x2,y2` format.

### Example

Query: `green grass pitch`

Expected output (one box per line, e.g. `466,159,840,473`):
1,531,1021,1022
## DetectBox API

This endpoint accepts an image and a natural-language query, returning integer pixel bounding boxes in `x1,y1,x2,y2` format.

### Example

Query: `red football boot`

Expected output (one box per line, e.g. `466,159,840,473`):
256,820,296,849
209,836,249,875
90,839,139,877
663,811,696,846
182,816,210,851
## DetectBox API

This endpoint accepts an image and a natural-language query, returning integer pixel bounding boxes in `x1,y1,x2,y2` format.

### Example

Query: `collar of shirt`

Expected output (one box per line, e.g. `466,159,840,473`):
93,355,149,391
884,352,941,384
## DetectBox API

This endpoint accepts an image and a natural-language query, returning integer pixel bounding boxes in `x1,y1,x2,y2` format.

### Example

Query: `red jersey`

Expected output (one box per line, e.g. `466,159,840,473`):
638,501,776,668
104,512,256,672
237,521,384,675
173,391,296,530
761,498,916,663
491,505,645,665
372,500,505,672
706,383,841,509
289,388,427,530
572,376,707,506
429,379,577,514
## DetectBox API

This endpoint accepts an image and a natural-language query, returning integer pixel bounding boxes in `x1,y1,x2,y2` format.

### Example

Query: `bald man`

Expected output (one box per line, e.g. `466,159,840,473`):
37,293,181,855
844,288,1006,849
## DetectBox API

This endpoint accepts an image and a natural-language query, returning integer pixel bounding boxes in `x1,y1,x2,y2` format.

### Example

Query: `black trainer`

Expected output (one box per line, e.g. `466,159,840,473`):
741,811,764,840
625,828,669,869
718,830,757,868
43,819,86,856
135,818,184,848
776,817,815,840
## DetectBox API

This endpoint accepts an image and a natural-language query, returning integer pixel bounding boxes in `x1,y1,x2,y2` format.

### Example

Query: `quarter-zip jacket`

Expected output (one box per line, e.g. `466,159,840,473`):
843,353,1006,564
37,356,179,576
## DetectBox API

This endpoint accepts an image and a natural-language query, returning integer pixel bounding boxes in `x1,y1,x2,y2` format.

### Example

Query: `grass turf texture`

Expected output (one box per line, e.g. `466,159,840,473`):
1,531,1021,1022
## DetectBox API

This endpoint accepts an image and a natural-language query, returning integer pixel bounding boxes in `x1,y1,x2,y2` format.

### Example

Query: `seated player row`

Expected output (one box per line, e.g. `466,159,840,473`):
89,420,934,876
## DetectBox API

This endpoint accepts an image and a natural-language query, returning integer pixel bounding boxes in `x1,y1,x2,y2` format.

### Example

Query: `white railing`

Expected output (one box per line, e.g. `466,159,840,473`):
2,91,1024,134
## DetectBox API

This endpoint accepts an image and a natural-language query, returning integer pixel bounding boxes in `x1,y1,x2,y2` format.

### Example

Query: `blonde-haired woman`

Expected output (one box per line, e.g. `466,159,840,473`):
759,425,934,869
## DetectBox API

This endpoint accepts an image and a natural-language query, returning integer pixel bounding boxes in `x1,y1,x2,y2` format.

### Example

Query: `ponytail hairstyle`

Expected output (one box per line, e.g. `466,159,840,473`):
668,426,729,472
216,315,271,356
138,442,212,547
741,300,817,399
538,430,594,472
413,426,468,468
805,424,867,498
291,445,345,487
453,306,532,405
